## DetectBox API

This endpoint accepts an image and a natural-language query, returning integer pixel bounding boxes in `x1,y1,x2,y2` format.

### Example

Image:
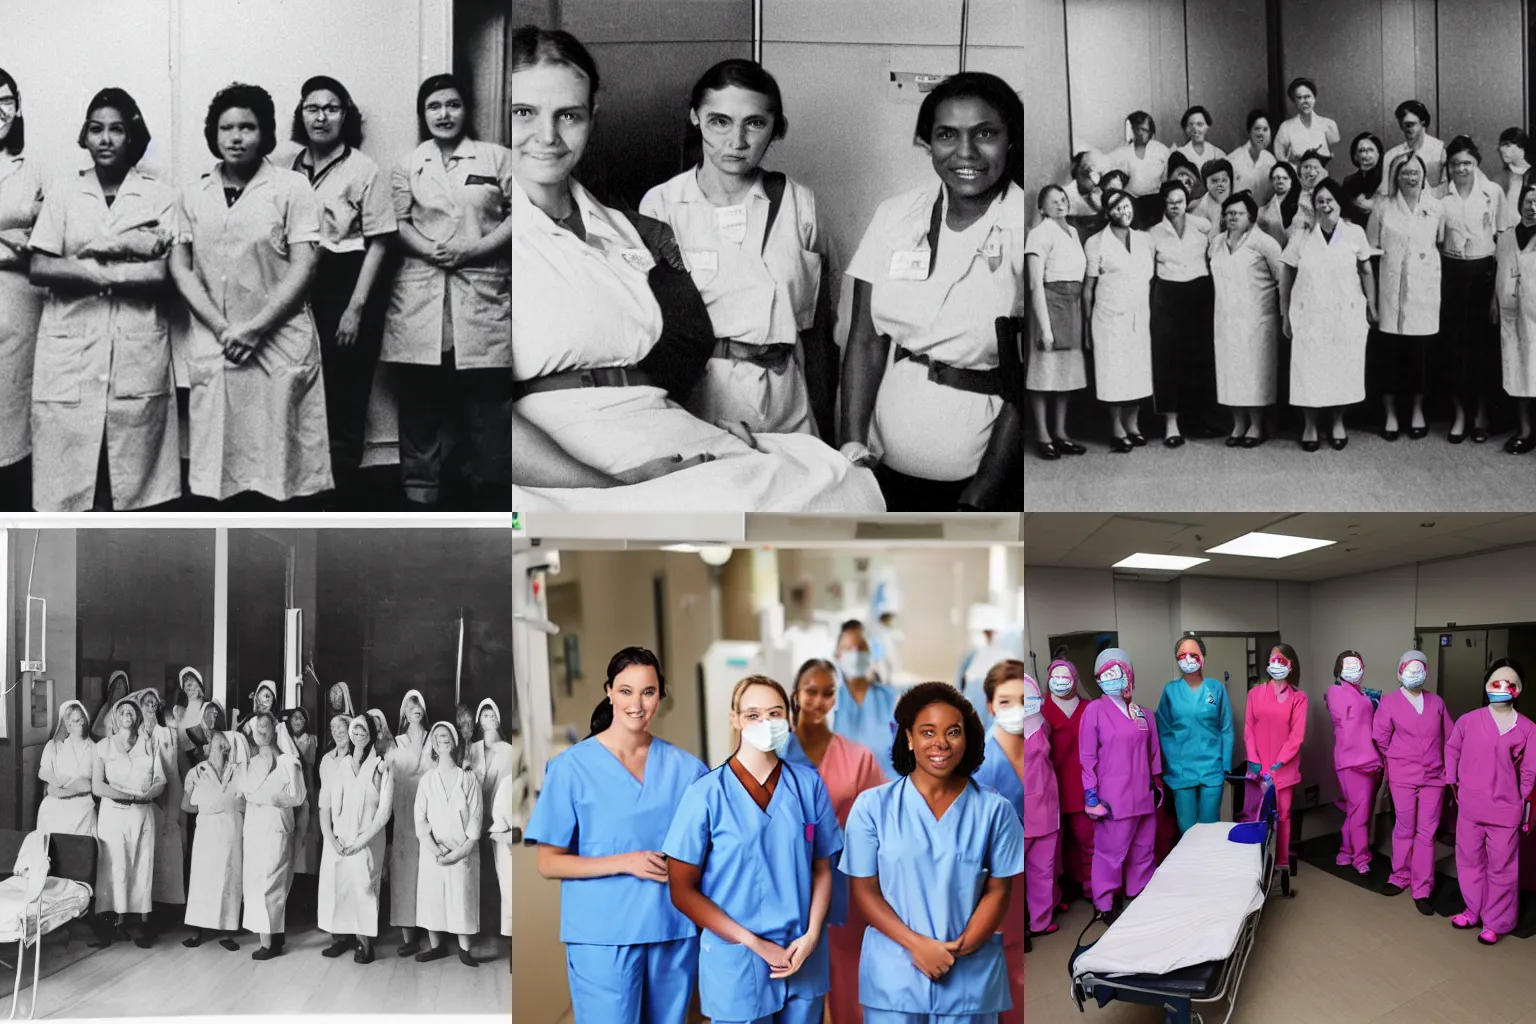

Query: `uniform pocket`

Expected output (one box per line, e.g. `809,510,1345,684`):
784,249,823,331
32,331,86,405
111,327,173,399
697,933,767,1021
453,267,511,361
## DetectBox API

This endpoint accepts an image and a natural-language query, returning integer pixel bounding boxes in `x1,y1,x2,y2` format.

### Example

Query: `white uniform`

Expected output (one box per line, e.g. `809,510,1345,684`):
1109,141,1171,196
36,701,98,837
1229,145,1277,207
181,759,244,930
1367,194,1445,335
1209,227,1285,406
1494,227,1536,397
1377,136,1449,197
1174,141,1226,171
291,732,319,875
1084,227,1155,402
1274,114,1340,165
414,765,482,935
1281,222,1373,407
487,774,514,938
318,751,393,936
0,152,46,470
143,720,190,904
389,722,431,928
238,749,306,934
94,731,163,914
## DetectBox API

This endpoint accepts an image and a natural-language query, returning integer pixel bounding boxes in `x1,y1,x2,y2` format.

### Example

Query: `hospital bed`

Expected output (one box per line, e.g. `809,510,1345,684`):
1069,775,1285,1024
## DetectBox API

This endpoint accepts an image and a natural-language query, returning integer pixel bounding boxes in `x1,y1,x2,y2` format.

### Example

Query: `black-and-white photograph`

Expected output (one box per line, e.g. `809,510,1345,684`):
1,524,513,1019
1022,0,1536,510
0,1,510,514
509,0,1025,513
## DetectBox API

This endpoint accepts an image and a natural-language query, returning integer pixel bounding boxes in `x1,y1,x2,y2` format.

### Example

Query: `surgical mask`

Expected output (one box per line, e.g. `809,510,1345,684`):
1340,658,1363,685
1400,663,1427,689
741,718,790,754
996,706,1029,734
1048,673,1075,697
1022,695,1042,718
1177,655,1202,675
1488,691,1514,704
1267,661,1291,681
1097,664,1127,697
839,650,872,680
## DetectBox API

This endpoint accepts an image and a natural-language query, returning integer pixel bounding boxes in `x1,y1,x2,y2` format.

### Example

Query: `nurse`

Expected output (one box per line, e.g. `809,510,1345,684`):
1148,179,1214,447
1229,111,1277,207
842,681,1021,1023
1435,136,1504,444
175,668,208,750
169,83,333,508
284,706,320,916
413,722,482,966
1210,192,1283,445
832,621,901,781
288,76,396,510
488,773,515,940
1494,182,1536,453
1025,184,1088,460
1376,101,1447,197
1244,645,1309,871
382,73,511,511
390,688,432,956
38,700,98,837
1084,189,1154,451
27,87,180,511
239,710,308,959
1325,651,1381,875
1274,78,1341,164
639,60,833,438
181,729,244,950
1154,633,1234,832
188,701,228,766
1445,659,1536,945
1174,105,1224,171
92,696,164,947
1108,111,1171,228
132,688,190,920
92,670,132,740
840,71,1024,511
1079,649,1161,919
1372,649,1452,914
665,675,841,1024
0,67,45,511
1040,658,1091,903
525,647,708,1024
1367,154,1443,440
467,697,514,806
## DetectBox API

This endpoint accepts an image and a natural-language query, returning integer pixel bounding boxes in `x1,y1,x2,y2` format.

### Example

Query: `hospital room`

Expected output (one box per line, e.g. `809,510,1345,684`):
1024,512,1536,1024
511,514,1025,1024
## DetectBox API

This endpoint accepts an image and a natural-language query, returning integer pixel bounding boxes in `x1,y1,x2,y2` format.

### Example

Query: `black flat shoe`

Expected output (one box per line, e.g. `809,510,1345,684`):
183,933,204,949
1036,440,1060,461
354,946,376,964
1415,897,1435,916
1301,439,1321,452
458,948,479,968
1472,428,1490,443
1408,426,1428,439
1058,439,1087,455
1331,436,1348,450
1508,435,1536,454
219,937,241,952
252,945,281,961
1382,428,1399,441
1110,436,1134,453
1127,433,1147,447
397,941,421,958
323,938,354,958
1243,434,1264,448
1381,883,1405,897
1225,435,1243,447
1448,431,1466,444
415,944,452,963
1164,434,1185,448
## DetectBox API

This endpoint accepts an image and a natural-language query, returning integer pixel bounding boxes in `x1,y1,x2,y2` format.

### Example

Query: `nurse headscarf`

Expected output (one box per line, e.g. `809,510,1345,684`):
326,712,353,756
51,699,91,745
327,681,356,718
345,714,376,759
92,669,133,738
474,698,507,744
426,721,463,767
1045,658,1079,698
242,681,299,757
1093,648,1136,701
398,689,429,736
177,666,205,702
104,695,146,747
366,708,394,754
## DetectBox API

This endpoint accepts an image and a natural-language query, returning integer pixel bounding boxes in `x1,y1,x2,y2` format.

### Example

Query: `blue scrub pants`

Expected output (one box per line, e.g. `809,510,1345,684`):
714,995,825,1024
1172,784,1223,833
566,937,698,1024
862,1012,997,1024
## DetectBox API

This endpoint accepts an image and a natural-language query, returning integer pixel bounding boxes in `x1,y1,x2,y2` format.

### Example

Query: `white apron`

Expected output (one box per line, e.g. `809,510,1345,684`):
182,760,243,929
0,154,45,468
238,750,305,934
319,752,391,936
292,733,319,874
1085,227,1155,402
487,775,513,938
413,766,482,935
1282,221,1371,407
144,723,187,903
1209,228,1283,406
388,731,429,927
37,737,98,837
1370,193,1443,336
1495,227,1536,397
94,737,160,914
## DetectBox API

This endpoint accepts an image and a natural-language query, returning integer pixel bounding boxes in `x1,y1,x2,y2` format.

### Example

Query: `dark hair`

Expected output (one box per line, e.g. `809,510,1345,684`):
511,25,601,110
1100,168,1129,193
1101,187,1134,221
1036,183,1067,211
588,646,665,737
1287,77,1319,102
1270,160,1300,227
1395,99,1431,126
349,711,378,761
1390,152,1429,195
1127,110,1156,136
1181,105,1213,131
1201,157,1234,184
1333,650,1364,680
1176,631,1208,658
891,683,987,777
1165,151,1199,182
1297,147,1331,171
789,658,838,726
248,710,281,747
79,87,151,167
914,71,1023,189
1499,127,1530,152
838,619,866,646
1446,134,1481,165
1312,176,1346,212
0,68,24,155
283,706,309,733
1245,109,1272,134
416,73,476,143
1269,643,1302,685
689,59,787,142
1159,177,1189,206
982,659,1026,705
427,721,465,767
290,75,364,148
203,83,277,159
1349,131,1386,196
1484,656,1525,707
1070,150,1095,177
1222,190,1259,223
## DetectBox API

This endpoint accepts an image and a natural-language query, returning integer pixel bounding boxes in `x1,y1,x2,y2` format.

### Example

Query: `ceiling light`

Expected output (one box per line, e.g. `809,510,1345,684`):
698,546,733,567
661,544,699,553
1112,553,1210,571
1204,532,1336,558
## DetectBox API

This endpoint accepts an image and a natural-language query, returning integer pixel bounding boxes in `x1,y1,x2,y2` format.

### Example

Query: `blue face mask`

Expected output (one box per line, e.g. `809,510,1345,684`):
1488,691,1514,704
1097,664,1127,697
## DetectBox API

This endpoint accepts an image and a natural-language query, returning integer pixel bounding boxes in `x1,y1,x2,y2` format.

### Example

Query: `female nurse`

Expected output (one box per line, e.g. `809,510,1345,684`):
0,67,45,511
1372,649,1452,914
412,721,482,966
832,621,900,781
840,72,1024,512
1210,191,1283,446
38,700,98,837
665,675,841,1024
1446,659,1536,945
389,689,432,955
1041,658,1091,903
1495,181,1536,453
133,687,190,926
1084,189,1154,451
28,87,180,511
1244,645,1309,872
169,83,332,508
1367,153,1442,440
1325,651,1381,875
842,681,1022,1023
1108,111,1170,228
175,667,208,750
1079,649,1161,919
181,729,244,950
92,669,131,740
1274,77,1340,165
1024,184,1088,461
92,696,164,947
525,647,708,1024
1154,632,1234,832
1436,135,1504,445
1148,180,1214,447
239,710,308,959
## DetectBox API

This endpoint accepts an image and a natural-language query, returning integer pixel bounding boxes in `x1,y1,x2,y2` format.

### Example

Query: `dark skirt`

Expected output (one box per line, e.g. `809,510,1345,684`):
1150,276,1216,416
1367,329,1432,395
875,464,973,512
1439,255,1499,405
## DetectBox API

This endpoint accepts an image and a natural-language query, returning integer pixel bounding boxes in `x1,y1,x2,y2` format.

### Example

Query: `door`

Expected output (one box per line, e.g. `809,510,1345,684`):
1047,630,1117,696
1439,629,1491,722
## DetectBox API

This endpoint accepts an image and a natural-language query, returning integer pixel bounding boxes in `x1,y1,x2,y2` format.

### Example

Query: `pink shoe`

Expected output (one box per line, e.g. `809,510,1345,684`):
1029,922,1060,937
1055,902,1071,914
1477,929,1500,946
1451,912,1479,930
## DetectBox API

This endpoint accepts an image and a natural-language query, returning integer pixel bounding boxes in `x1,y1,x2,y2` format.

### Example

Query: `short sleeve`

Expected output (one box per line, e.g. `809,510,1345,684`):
1280,231,1304,268
175,188,197,246
810,774,844,862
391,158,414,223
986,797,1026,878
660,776,712,867
845,204,891,284
1351,225,1372,262
283,177,322,246
27,186,67,257
1084,234,1104,278
637,185,664,221
359,162,399,237
839,790,880,878
521,755,577,847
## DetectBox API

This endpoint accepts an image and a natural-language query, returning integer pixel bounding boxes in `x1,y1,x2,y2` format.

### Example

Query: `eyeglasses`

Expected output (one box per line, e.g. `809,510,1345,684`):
302,104,343,117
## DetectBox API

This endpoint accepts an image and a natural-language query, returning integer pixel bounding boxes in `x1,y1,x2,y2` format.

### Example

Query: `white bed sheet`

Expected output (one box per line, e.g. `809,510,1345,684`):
1073,822,1265,978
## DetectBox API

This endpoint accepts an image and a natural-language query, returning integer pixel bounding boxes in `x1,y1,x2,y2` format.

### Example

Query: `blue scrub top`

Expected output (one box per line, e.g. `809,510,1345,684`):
834,678,900,781
781,732,853,928
972,734,1024,822
842,777,1025,1015
523,735,707,945
1153,677,1234,790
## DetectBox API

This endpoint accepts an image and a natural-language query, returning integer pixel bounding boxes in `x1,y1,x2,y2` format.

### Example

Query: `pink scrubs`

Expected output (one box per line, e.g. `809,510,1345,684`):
1445,707,1536,936
1079,697,1161,911
814,733,884,1024
1244,682,1308,861
1024,718,1060,932
1043,687,1092,891
1372,689,1452,897
1325,681,1381,873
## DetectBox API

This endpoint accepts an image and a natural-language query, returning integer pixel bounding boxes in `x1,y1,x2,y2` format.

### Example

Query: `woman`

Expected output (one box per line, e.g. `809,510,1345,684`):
1154,633,1234,833
1229,111,1277,207
1436,135,1504,444
841,71,1024,512
1367,153,1443,440
38,700,98,837
1025,184,1087,460
1078,649,1159,920
487,773,515,941
389,688,432,955
28,88,178,511
1324,651,1381,876
169,83,332,508
1110,111,1170,229
0,68,44,511
384,73,510,510
239,681,300,758
288,76,396,510
1084,189,1154,452
1174,105,1224,171
1494,182,1536,453
238,710,307,959
1496,128,1531,230
1292,150,1329,234
175,667,208,749
1280,177,1377,450
785,659,885,1024
92,669,131,739
1275,77,1340,164
181,729,244,950
1446,659,1535,946
842,682,1021,1023
1341,132,1385,228
92,696,163,947
319,713,394,963
467,697,513,930
1210,192,1283,445
1378,101,1447,196
640,60,833,440
132,688,190,921
831,621,900,782
188,701,227,766
1372,650,1452,915
1193,159,1234,232
1165,152,1204,207
1148,179,1214,446
525,647,708,1024
1041,658,1092,904
1258,161,1302,246
665,675,840,1024
284,706,320,915
1063,150,1107,236
412,722,482,966
508,28,879,511
1243,645,1308,872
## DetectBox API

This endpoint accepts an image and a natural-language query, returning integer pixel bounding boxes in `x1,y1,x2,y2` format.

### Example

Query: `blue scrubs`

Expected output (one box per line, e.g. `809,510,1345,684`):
842,778,1026,1023
1153,677,1234,832
523,736,707,1024
662,759,844,1024
971,735,1023,822
835,678,901,781
781,733,853,928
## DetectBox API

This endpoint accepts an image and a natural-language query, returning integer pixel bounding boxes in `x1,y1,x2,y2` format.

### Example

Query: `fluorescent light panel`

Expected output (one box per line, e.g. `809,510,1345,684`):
1112,553,1210,571
1204,532,1336,559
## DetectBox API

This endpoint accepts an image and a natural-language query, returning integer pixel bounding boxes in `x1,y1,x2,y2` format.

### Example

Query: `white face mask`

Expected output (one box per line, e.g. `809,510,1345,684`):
996,706,1028,734
741,718,790,754
1177,655,1203,675
1267,662,1291,682
1400,663,1426,689
1340,658,1363,684
839,650,872,680
1048,673,1075,697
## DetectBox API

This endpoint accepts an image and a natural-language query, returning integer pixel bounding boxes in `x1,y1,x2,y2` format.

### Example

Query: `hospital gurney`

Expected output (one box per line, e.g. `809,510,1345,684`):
0,831,94,1020
1069,775,1284,1024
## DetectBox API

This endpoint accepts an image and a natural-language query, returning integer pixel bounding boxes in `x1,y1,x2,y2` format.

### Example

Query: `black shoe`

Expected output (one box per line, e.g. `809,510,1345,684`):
219,937,241,952
323,938,354,958
1164,434,1185,448
1472,428,1490,444
1449,431,1466,444
1508,435,1536,454
183,931,205,949
397,940,421,958
1110,436,1133,453
457,948,478,968
1381,883,1405,897
1225,435,1243,447
252,945,281,961
1408,426,1428,439
1415,897,1434,916
1058,439,1087,455
1301,439,1321,452
1330,436,1348,450
1036,440,1060,461
415,944,452,963
1127,433,1147,447
1243,434,1263,448
354,944,376,965
1382,428,1400,441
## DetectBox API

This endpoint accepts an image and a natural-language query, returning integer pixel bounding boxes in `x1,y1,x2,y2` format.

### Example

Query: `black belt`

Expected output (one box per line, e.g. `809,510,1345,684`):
893,344,1003,397
51,792,90,800
711,340,795,373
512,365,657,401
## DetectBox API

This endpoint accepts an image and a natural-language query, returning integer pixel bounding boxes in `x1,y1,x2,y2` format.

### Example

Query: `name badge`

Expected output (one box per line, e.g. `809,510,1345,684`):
714,204,748,244
982,236,1003,272
889,249,931,280
804,823,815,842
620,248,656,273
685,249,718,275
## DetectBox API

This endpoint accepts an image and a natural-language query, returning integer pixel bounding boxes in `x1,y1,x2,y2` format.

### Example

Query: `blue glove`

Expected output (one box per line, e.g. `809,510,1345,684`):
1247,761,1261,775
1270,762,1283,772
1365,687,1382,709
1085,789,1099,807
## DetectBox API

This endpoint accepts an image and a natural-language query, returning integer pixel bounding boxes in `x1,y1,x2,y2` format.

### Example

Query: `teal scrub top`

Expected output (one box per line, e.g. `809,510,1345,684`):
1153,676,1234,789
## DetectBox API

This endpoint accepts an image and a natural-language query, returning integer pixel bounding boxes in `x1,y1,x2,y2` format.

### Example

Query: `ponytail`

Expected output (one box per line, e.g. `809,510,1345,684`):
586,646,666,739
